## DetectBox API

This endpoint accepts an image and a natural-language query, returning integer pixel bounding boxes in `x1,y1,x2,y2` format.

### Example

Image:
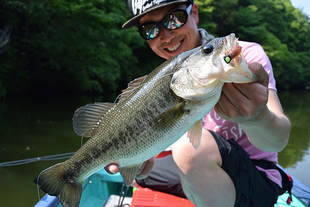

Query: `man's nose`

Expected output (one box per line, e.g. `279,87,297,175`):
159,26,175,42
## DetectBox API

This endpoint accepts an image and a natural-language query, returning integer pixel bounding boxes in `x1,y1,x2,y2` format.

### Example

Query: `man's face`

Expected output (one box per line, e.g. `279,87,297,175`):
139,3,201,60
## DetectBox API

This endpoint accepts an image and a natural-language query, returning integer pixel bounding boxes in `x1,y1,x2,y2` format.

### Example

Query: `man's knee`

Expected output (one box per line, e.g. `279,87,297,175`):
172,129,222,175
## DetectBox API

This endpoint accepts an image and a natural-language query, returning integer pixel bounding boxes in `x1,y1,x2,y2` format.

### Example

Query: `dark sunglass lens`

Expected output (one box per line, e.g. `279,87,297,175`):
141,24,160,40
139,8,189,40
173,10,187,23
163,10,187,30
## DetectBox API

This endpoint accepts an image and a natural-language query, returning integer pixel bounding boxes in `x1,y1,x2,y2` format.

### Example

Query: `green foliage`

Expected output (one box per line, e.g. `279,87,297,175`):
0,0,160,96
196,0,216,33
196,0,310,90
0,0,310,97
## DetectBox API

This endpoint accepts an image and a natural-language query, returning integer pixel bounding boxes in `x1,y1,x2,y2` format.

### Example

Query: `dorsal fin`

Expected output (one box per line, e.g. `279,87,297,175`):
117,75,147,103
72,102,116,137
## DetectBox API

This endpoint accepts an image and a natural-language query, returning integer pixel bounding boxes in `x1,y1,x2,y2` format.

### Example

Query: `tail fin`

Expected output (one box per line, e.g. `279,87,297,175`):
34,163,83,207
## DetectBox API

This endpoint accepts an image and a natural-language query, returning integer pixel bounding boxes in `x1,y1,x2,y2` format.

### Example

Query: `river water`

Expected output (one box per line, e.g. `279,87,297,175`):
0,91,309,207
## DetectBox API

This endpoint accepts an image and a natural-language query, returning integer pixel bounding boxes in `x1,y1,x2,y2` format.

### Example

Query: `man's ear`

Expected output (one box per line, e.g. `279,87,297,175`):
192,3,199,24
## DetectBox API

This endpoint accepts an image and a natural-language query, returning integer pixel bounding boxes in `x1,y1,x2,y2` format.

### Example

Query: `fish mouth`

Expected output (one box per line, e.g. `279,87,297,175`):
220,33,244,67
224,33,237,49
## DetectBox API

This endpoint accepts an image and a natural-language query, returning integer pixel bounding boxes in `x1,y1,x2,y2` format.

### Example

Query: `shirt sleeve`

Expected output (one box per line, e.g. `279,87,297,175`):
239,41,277,91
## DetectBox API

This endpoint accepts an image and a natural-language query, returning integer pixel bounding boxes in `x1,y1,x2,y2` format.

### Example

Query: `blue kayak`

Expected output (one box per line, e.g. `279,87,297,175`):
34,166,310,207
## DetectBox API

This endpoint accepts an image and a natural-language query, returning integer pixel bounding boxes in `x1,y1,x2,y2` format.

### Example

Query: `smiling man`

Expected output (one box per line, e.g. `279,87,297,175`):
106,0,291,206
137,3,200,59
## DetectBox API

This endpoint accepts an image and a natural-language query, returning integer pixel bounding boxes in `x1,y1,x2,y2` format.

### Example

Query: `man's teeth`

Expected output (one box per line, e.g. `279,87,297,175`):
167,42,181,52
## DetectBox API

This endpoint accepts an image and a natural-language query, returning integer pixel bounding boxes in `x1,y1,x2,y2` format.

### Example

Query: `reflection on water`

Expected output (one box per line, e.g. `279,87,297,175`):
278,91,310,167
0,94,117,207
0,91,309,206
278,90,310,188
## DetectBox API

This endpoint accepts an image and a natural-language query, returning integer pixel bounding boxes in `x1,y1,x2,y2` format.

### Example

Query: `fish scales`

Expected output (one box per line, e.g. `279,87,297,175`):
63,66,182,182
35,34,258,207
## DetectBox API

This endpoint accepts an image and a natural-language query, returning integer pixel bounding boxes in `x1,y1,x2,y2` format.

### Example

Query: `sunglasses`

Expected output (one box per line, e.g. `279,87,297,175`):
138,4,192,40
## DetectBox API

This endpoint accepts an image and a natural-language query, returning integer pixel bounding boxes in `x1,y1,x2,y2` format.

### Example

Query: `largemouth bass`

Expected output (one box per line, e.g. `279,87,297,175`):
35,33,257,207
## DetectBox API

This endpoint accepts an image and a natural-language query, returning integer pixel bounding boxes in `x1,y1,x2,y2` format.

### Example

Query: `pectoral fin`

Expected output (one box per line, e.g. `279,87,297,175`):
154,101,185,124
187,120,202,150
119,162,146,186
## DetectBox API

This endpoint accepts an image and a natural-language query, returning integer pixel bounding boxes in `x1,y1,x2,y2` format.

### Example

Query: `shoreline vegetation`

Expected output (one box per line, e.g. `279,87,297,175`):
0,0,309,99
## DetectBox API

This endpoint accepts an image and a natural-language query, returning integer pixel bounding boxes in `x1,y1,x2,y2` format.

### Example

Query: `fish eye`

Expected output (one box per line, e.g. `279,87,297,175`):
203,44,214,54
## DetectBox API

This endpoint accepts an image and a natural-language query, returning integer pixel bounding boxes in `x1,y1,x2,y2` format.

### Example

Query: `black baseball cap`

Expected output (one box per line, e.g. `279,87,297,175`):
122,0,194,29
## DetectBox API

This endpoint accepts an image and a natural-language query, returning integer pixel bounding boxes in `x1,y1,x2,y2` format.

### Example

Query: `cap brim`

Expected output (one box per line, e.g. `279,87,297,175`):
122,0,190,29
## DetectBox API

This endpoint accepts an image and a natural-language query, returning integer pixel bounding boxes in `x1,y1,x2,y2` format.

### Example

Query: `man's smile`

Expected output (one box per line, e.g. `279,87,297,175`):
167,41,181,51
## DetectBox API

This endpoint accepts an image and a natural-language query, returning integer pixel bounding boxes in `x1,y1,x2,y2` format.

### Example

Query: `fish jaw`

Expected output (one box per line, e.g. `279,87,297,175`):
219,33,258,83
170,33,257,100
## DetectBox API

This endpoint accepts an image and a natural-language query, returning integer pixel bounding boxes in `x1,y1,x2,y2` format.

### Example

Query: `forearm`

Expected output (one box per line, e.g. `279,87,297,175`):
214,62,291,153
239,103,291,153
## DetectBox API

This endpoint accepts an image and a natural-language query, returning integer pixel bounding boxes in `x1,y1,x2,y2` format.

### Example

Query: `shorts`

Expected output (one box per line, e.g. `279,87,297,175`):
136,130,281,207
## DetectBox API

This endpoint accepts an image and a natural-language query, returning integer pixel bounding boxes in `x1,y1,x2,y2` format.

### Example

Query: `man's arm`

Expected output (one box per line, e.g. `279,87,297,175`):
214,62,291,152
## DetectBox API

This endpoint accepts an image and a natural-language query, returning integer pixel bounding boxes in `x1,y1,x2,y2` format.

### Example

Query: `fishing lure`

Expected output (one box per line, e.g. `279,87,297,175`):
224,45,242,64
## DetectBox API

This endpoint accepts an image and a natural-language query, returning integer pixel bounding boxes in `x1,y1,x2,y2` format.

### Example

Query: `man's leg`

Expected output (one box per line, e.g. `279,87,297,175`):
135,129,280,207
172,129,236,207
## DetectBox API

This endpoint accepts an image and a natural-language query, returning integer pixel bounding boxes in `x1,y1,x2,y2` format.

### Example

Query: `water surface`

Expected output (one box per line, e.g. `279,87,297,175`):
277,91,310,188
0,91,309,207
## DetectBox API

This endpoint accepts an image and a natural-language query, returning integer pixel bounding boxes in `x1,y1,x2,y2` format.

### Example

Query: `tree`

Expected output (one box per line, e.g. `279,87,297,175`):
0,0,161,97
0,0,310,98
197,0,310,90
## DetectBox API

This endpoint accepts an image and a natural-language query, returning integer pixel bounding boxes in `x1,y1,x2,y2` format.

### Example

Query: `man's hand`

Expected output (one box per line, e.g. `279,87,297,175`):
214,61,290,152
214,62,269,124
104,157,155,185
104,163,120,175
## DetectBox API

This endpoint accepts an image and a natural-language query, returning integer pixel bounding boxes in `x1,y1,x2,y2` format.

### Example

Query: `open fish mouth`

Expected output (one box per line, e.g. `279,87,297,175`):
221,33,244,67
170,33,257,100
